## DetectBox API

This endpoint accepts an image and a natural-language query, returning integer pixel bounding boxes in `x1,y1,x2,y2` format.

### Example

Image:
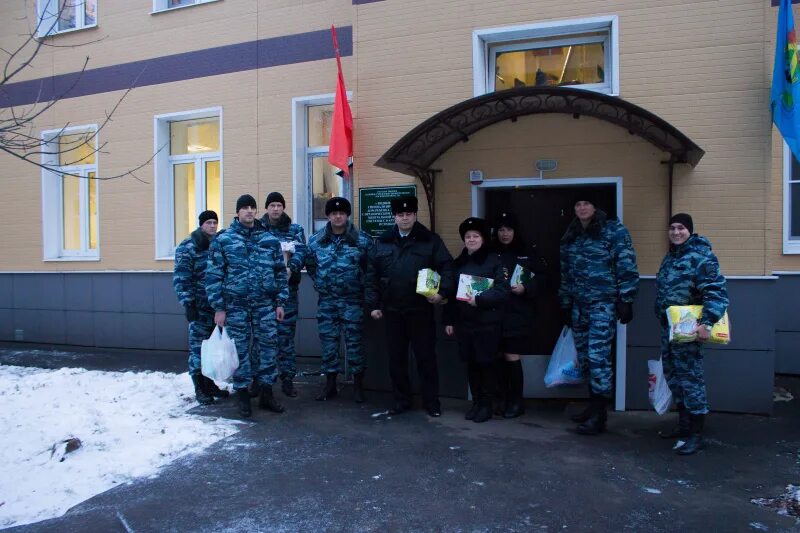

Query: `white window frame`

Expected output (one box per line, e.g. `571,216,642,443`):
41,125,100,261
154,107,223,260
151,0,220,14
783,142,800,254
37,0,98,37
291,93,352,234
472,15,619,97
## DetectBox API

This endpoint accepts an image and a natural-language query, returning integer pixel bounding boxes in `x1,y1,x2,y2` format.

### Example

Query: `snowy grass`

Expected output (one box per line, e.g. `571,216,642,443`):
0,365,242,530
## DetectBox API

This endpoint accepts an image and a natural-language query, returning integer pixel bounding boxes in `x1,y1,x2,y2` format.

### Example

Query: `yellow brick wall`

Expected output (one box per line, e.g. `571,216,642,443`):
0,0,798,275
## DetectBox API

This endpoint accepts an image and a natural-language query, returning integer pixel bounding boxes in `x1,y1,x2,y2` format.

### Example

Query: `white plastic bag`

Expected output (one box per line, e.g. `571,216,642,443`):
647,358,672,415
544,327,584,387
201,326,239,382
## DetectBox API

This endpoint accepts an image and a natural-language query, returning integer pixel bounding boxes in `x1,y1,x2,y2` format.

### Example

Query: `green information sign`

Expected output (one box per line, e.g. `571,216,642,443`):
359,185,417,237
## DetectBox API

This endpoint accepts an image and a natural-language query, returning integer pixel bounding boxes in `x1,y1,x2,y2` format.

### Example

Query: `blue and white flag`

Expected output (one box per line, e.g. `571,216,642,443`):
771,0,800,161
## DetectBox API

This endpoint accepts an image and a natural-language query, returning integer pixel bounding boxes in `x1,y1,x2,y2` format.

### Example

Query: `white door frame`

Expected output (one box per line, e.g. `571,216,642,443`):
471,176,628,411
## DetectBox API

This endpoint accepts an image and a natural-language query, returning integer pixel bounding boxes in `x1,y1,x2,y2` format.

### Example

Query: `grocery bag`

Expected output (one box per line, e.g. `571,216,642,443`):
666,305,731,345
647,358,672,415
416,268,441,298
201,326,239,382
544,327,584,387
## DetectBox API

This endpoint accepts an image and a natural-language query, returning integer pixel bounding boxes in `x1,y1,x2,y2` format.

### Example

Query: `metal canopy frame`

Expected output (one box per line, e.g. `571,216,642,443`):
374,86,705,230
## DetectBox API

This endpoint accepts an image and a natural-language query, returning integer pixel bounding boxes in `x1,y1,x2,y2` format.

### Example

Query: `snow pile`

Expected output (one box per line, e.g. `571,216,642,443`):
0,365,242,530
751,484,800,517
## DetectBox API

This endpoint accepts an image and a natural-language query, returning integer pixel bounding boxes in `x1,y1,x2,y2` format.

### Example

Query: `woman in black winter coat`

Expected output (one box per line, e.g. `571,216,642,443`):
444,217,510,423
491,212,549,418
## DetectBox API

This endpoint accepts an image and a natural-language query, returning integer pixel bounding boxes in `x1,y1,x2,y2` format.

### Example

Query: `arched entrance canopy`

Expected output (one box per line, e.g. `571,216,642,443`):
374,86,705,228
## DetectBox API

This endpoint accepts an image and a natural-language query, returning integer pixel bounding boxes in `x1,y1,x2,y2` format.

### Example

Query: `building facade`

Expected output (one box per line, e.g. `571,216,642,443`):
0,0,797,413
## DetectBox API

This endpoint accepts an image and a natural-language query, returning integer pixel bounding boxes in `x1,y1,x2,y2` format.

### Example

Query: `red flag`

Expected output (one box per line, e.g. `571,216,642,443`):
328,25,353,177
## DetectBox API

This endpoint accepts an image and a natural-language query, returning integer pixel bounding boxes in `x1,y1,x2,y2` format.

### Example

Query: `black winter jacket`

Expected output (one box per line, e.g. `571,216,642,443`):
443,245,510,328
366,222,454,312
492,239,549,338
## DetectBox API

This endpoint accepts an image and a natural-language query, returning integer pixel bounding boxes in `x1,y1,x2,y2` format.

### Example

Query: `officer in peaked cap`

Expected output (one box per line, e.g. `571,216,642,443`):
305,196,374,403
366,195,454,417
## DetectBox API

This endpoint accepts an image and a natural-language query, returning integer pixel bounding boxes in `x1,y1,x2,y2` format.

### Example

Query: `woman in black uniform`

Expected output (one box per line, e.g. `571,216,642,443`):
444,217,510,423
491,212,549,418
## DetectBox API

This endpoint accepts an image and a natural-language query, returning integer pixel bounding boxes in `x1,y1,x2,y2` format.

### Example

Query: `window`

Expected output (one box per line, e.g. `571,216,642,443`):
152,0,219,13
473,16,619,96
154,109,222,259
784,144,800,254
37,0,97,37
41,127,100,260
292,95,352,233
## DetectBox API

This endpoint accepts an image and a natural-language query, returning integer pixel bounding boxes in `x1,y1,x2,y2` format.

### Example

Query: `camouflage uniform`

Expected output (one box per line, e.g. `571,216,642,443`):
559,210,639,397
173,228,215,376
306,221,374,374
206,218,289,390
655,234,728,415
262,213,307,382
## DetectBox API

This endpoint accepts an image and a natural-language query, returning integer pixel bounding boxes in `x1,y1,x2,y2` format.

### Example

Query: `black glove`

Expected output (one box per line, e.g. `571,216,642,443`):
616,301,633,325
560,306,572,328
184,304,199,322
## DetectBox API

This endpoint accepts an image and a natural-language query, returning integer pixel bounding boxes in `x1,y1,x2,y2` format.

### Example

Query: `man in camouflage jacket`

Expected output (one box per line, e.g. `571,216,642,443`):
173,210,229,405
559,192,639,434
305,197,374,403
206,194,289,417
654,213,728,455
261,191,306,398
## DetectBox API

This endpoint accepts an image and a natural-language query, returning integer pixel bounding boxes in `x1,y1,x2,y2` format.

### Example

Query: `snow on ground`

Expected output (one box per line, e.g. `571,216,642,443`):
0,365,243,530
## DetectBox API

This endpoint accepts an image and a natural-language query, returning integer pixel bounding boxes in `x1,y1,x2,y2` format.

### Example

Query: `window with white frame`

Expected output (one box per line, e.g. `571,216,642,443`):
784,144,800,254
37,0,97,37
473,16,619,96
41,127,99,260
152,0,219,13
292,95,352,234
154,110,222,258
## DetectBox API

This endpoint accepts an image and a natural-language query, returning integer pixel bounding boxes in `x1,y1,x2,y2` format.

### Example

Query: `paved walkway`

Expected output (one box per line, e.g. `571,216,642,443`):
2,344,799,532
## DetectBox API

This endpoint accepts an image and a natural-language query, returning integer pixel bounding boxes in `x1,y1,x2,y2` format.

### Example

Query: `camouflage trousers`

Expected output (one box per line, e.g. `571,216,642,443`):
572,300,616,398
188,311,215,376
225,304,280,390
660,329,709,415
277,289,299,381
317,297,365,374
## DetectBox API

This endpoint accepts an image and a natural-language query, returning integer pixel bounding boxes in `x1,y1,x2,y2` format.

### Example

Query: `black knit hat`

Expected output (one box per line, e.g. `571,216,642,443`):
391,196,418,215
571,189,598,208
459,217,489,241
235,194,257,213
325,197,351,216
669,213,694,234
198,210,218,226
265,192,285,208
494,211,518,231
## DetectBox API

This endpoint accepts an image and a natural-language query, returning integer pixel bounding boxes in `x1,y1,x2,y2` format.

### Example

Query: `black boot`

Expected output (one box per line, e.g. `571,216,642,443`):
503,360,525,418
353,372,366,403
576,394,607,435
248,379,261,398
494,359,508,416
676,414,705,455
659,403,690,439
465,363,482,420
315,372,338,401
258,385,285,413
191,374,214,405
202,376,229,399
281,377,298,398
236,388,252,418
570,385,594,423
473,364,494,423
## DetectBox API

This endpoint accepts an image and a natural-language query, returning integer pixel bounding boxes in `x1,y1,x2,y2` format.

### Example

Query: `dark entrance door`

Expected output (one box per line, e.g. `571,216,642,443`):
485,184,617,354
